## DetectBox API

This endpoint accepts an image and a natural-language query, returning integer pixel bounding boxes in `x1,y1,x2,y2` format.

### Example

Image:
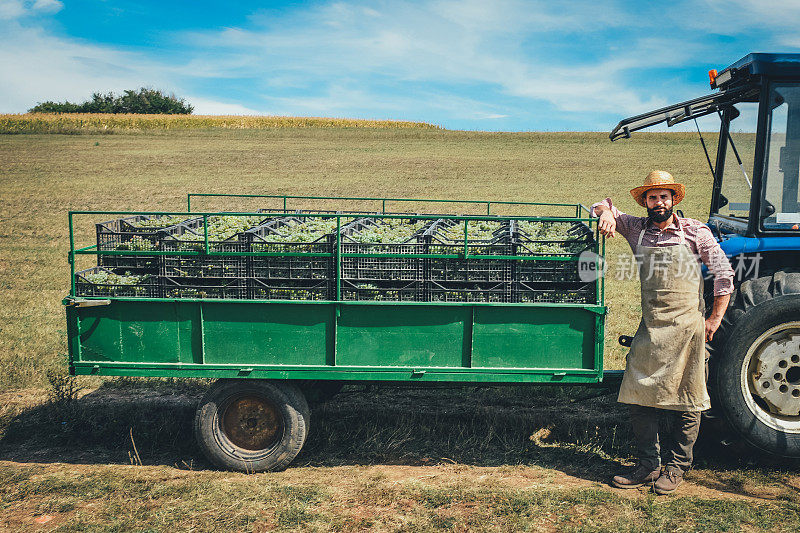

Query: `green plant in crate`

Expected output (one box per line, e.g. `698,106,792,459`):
346,218,428,245
348,283,404,301
516,220,588,255
442,220,502,241
253,287,323,300
518,290,583,303
259,217,351,243
81,270,151,296
115,235,156,251
175,215,264,243
127,215,192,229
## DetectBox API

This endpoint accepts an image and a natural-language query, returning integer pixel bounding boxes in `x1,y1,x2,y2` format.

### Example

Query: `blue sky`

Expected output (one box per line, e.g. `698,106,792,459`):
2,0,799,131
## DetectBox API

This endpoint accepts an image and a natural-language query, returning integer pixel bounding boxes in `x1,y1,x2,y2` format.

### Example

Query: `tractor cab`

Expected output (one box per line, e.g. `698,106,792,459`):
610,53,800,242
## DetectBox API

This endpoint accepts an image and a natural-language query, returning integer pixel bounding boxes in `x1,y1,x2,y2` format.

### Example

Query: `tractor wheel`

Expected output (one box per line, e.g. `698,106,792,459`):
708,271,800,457
194,379,310,472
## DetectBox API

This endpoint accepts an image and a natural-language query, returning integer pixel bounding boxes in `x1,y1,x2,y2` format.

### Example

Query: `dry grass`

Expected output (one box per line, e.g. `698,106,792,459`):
0,114,439,134
0,128,721,389
2,461,798,532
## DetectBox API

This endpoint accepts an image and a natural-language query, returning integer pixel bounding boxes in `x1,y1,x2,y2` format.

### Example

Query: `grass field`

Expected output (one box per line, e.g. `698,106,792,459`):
0,127,723,389
5,127,799,531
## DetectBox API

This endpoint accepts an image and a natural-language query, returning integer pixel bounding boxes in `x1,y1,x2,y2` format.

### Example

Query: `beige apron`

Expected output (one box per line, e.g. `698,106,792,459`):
617,225,710,412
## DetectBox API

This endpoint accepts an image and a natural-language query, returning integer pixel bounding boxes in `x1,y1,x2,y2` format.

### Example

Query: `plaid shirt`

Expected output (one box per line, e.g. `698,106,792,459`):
591,198,734,296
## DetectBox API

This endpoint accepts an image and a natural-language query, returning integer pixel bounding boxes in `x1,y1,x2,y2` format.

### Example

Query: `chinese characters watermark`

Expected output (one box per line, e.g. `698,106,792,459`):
577,251,761,283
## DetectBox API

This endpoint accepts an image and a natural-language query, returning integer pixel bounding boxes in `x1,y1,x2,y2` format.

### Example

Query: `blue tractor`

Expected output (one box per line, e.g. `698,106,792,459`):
611,53,800,458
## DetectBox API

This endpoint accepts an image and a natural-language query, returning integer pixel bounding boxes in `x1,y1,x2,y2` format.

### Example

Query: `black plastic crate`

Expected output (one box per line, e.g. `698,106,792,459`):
246,217,336,280
75,267,161,298
339,217,431,282
426,241,513,283
427,254,512,282
424,218,510,249
159,218,251,278
341,279,424,301
423,219,513,283
512,281,596,304
511,220,595,258
427,280,511,303
96,215,196,273
162,277,248,299
249,278,332,301
341,213,433,282
341,246,426,281
513,259,581,283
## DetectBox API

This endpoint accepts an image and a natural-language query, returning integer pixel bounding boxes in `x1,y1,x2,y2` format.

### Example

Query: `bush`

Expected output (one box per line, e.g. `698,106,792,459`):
29,88,194,114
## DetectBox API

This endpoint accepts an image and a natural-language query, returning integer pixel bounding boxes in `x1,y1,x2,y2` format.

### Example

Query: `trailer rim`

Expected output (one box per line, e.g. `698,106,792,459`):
219,394,285,452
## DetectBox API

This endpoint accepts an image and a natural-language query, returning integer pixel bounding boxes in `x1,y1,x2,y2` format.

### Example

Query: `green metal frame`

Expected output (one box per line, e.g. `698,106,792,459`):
186,192,592,218
66,195,606,384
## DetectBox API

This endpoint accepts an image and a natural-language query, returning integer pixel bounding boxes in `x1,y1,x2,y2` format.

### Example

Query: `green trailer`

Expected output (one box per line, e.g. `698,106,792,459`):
64,194,608,471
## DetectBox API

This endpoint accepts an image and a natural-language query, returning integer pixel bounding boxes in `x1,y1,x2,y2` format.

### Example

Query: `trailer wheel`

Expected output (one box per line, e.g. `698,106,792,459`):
194,379,310,472
708,271,800,457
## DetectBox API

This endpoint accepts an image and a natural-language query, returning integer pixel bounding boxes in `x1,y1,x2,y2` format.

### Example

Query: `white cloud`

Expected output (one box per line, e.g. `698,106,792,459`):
0,0,62,20
0,0,25,20
179,0,674,120
0,22,177,111
32,0,62,13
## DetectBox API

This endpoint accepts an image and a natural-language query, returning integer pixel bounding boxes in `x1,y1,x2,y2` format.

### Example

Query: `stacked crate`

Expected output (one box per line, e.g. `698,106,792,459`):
75,266,161,298
425,219,513,302
511,220,596,304
245,216,337,300
339,217,429,301
158,216,261,300
95,214,196,273
77,213,597,303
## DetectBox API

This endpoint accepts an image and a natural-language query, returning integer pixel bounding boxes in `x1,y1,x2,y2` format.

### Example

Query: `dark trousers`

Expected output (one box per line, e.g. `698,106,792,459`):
628,405,702,474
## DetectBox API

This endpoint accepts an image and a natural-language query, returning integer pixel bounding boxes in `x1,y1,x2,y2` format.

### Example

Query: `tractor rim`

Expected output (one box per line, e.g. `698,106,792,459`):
742,321,800,433
221,394,284,451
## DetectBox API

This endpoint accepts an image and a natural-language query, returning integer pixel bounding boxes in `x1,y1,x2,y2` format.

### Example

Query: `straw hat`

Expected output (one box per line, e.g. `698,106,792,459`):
630,170,685,207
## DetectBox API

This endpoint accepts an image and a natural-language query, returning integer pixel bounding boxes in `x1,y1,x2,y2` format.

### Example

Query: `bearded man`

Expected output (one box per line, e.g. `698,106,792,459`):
592,170,734,494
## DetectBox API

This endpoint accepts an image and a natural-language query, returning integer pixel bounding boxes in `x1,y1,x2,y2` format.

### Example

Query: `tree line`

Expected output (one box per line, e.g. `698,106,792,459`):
29,88,193,114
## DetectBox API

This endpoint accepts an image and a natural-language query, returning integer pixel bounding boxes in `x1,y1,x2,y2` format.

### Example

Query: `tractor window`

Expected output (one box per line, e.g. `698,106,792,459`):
762,84,800,230
719,103,758,219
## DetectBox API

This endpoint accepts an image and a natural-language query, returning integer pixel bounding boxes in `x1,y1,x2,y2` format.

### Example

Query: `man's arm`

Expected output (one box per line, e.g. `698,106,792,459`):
590,198,637,239
694,225,735,342
706,293,731,342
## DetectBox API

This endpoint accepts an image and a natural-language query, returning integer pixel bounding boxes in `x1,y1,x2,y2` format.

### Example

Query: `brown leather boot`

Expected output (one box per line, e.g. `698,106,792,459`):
611,463,660,489
654,467,684,495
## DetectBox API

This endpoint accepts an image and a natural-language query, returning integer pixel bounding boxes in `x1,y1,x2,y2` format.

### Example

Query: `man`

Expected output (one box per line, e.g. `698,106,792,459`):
592,170,734,495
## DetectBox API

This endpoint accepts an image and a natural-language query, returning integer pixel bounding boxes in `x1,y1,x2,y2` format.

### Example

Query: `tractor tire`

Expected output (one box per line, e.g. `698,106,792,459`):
194,379,310,473
707,271,800,458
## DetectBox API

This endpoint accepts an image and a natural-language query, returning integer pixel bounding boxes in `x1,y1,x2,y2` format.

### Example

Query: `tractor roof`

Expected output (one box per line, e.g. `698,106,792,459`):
713,53,800,89
609,53,800,141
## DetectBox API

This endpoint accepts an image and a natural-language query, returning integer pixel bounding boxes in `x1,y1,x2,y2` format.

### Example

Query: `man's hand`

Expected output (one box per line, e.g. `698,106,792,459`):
705,316,723,341
597,210,616,238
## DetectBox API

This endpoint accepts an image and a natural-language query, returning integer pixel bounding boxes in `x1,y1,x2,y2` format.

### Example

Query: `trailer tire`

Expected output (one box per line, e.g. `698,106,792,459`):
194,379,310,473
708,271,800,458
